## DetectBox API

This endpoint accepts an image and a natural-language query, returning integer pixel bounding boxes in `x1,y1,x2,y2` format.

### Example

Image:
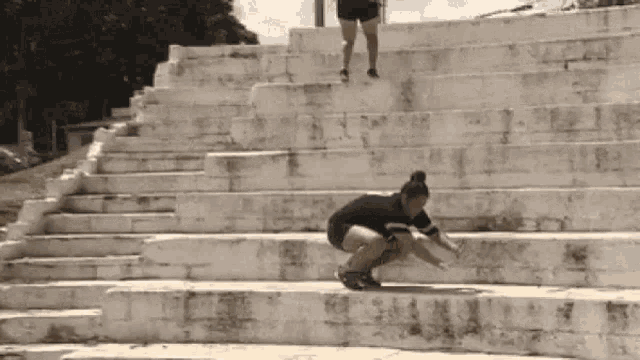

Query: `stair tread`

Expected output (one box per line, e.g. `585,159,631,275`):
100,280,640,300
0,309,101,318
0,343,574,360
24,232,640,239
1,279,639,300
5,256,142,264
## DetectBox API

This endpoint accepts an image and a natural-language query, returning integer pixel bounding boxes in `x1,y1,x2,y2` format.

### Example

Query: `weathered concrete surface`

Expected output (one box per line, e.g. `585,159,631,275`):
98,153,205,174
132,104,248,141
81,174,213,194
6,232,640,287
63,195,176,213
167,44,288,62
58,343,574,360
0,309,101,344
139,87,249,108
173,189,640,233
2,256,144,281
116,102,640,153
250,65,640,116
204,141,640,191
138,232,640,288
288,5,640,54
0,281,121,309
164,32,640,90
22,234,147,258
155,57,289,90
101,281,640,359
44,214,177,234
106,136,239,154
287,32,640,83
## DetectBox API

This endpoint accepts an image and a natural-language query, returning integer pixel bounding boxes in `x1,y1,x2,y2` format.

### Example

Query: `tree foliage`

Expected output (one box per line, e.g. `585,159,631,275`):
0,0,259,150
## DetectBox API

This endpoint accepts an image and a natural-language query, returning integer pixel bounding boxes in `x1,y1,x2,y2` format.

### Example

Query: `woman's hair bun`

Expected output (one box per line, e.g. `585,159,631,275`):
410,171,426,183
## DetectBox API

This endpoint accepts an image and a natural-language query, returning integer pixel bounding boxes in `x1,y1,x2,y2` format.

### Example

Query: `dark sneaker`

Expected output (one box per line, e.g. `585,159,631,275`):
335,266,365,290
367,68,379,78
340,69,349,82
360,270,381,288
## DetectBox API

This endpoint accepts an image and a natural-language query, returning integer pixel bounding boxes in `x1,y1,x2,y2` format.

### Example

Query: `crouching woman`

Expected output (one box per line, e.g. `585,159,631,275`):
327,171,461,290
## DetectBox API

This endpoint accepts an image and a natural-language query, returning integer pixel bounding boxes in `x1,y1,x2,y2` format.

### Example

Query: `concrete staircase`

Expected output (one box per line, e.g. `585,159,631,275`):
4,5,640,360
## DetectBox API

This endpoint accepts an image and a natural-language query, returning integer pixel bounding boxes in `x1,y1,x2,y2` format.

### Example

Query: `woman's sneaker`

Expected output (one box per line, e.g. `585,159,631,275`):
335,265,366,290
367,68,379,78
360,270,381,288
340,69,349,82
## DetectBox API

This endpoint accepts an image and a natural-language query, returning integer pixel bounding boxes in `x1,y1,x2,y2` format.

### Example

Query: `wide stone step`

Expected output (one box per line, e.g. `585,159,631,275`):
98,153,205,173
0,281,121,309
62,194,177,213
101,280,640,359
171,189,640,232
168,44,289,62
287,32,640,83
81,174,209,194
250,65,640,116
44,213,177,234
0,344,109,360
60,344,575,360
132,104,250,140
22,234,148,258
115,102,640,153
139,232,640,288
204,141,640,190
167,32,640,89
0,309,101,344
2,256,145,281
7,232,640,288
106,136,241,154
139,87,249,108
288,5,640,53
155,56,290,90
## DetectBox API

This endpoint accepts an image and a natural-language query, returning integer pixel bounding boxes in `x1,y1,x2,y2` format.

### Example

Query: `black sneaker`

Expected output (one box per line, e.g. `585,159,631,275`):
360,270,381,288
335,266,365,290
367,68,379,78
340,69,349,82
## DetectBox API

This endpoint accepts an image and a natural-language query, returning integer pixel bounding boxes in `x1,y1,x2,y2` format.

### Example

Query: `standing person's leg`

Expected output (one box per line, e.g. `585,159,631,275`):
338,19,357,81
360,4,381,77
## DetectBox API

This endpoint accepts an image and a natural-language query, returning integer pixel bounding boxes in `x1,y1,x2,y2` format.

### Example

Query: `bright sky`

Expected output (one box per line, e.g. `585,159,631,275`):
232,0,535,45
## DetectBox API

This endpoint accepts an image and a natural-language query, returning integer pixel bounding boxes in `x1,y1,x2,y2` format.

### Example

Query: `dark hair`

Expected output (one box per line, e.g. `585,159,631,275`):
401,171,429,199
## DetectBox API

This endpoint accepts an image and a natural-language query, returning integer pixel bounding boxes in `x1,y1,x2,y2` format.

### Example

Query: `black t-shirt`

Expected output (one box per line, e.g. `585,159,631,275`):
328,192,437,239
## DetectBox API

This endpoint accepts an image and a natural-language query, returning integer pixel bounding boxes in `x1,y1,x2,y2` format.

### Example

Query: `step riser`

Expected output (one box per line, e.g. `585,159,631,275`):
140,88,249,107
251,67,640,116
205,142,640,190
21,237,144,258
63,196,176,213
105,137,239,154
0,284,116,309
0,315,100,344
98,157,204,173
154,57,289,89
101,287,635,359
2,260,144,281
44,214,177,234
81,176,212,194
288,6,640,53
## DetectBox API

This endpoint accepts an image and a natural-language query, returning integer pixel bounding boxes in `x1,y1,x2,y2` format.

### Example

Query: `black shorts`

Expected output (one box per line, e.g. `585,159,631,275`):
327,221,353,251
337,0,381,22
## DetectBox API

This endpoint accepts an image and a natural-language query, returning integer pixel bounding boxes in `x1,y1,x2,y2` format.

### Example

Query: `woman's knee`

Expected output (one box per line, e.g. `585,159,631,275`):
342,226,386,253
